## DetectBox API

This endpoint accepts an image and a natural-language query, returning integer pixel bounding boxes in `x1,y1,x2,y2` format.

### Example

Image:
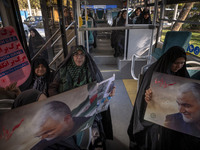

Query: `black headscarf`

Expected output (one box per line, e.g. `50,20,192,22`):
49,45,113,140
28,28,48,62
117,10,127,26
127,46,196,150
55,45,103,85
135,8,152,24
29,28,45,58
130,7,142,19
12,89,42,109
19,58,51,96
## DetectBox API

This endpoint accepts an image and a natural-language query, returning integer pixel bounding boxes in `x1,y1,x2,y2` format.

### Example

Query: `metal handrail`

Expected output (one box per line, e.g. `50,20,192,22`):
51,21,76,48
131,54,150,80
49,35,76,67
67,29,75,38
31,21,76,61
79,24,158,31
31,28,60,61
160,19,200,25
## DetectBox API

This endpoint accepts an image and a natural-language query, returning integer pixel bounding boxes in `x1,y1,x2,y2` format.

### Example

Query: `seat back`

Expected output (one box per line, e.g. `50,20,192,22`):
154,31,192,59
186,61,200,80
96,9,104,20
82,17,94,45
0,99,14,114
163,31,191,53
127,27,157,60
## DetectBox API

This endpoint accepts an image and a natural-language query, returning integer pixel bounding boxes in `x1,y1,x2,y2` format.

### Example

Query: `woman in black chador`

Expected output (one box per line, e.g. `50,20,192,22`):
128,46,200,150
135,8,152,24
29,27,48,61
48,45,114,149
19,58,52,97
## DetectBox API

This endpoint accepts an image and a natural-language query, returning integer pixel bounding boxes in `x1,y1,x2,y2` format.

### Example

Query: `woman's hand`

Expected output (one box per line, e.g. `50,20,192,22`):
109,86,116,97
145,88,152,103
5,82,21,96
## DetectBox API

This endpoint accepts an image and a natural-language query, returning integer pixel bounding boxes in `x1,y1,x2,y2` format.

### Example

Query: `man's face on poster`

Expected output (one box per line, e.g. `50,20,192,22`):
35,117,69,141
176,91,200,123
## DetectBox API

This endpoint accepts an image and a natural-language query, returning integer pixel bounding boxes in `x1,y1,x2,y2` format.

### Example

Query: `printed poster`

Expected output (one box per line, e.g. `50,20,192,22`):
0,26,31,88
0,76,115,150
144,72,200,138
96,74,115,113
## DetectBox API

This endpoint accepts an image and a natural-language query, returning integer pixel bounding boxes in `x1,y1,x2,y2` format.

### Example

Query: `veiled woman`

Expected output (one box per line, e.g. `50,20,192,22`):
128,46,200,150
20,58,52,97
48,45,113,149
28,27,48,61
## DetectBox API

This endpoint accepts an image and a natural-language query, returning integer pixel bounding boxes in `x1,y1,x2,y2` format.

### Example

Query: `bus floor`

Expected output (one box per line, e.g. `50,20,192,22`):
106,79,137,150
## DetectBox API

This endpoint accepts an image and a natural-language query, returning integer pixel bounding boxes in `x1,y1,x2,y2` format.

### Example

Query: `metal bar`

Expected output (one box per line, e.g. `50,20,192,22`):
49,49,63,67
156,0,165,43
124,0,130,60
31,28,60,61
72,0,78,45
49,36,76,67
84,0,89,53
51,35,62,48
79,25,158,31
148,0,159,64
159,19,200,25
57,0,68,58
65,21,75,31
51,21,75,48
67,29,75,38
67,35,77,46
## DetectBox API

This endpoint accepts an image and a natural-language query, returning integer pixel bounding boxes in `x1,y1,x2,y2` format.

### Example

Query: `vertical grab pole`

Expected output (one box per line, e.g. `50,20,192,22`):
123,0,130,60
84,0,89,53
77,0,82,45
147,0,158,64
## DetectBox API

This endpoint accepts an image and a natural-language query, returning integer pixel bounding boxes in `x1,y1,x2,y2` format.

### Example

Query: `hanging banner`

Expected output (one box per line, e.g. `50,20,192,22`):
0,26,31,88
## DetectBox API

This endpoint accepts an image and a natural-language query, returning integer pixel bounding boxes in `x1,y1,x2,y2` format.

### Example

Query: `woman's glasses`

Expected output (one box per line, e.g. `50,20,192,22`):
73,52,85,57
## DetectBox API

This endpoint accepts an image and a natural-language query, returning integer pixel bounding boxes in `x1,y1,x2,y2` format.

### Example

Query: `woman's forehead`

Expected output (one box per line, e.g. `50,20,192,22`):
77,50,83,53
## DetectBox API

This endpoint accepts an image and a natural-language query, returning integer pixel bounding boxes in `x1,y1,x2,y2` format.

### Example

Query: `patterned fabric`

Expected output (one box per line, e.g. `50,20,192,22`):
32,76,47,94
58,47,93,93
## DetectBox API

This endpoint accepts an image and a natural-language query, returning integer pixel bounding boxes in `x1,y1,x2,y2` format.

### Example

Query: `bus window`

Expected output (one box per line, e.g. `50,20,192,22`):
160,2,200,57
0,16,3,27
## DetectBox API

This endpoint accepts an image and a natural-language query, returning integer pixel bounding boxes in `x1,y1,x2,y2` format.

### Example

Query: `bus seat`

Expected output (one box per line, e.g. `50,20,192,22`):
186,61,200,80
127,27,157,60
152,31,192,60
112,12,118,19
82,18,94,45
76,127,92,149
129,27,157,80
96,9,104,20
191,71,200,80
0,99,14,114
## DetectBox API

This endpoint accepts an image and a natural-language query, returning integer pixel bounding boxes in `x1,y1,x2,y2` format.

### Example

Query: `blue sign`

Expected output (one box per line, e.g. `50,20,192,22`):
187,44,200,57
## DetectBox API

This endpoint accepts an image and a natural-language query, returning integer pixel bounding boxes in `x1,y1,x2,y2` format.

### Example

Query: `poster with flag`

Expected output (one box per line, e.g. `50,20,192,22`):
0,75,115,150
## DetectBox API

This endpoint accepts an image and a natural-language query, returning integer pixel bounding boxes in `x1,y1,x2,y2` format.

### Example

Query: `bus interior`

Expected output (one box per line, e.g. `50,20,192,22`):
0,0,200,149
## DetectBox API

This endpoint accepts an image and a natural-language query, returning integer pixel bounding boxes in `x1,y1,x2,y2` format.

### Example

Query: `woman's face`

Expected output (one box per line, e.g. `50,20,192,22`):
136,9,141,16
122,12,127,19
73,50,85,67
35,64,47,76
144,13,149,19
30,30,36,37
171,57,185,73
